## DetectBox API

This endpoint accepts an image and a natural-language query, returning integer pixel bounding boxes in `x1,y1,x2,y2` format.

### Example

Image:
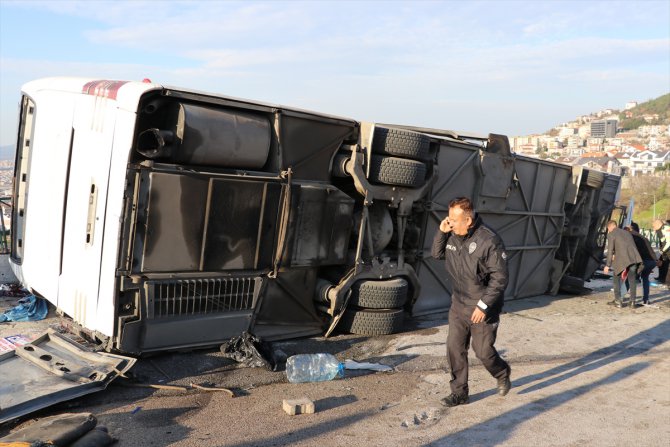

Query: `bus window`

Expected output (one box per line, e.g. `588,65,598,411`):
11,96,36,262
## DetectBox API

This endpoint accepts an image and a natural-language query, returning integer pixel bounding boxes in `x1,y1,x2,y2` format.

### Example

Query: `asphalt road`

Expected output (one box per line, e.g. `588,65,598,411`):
2,279,670,446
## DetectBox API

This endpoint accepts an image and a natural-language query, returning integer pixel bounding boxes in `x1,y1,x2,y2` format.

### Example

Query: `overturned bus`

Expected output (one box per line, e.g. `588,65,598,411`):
10,78,620,354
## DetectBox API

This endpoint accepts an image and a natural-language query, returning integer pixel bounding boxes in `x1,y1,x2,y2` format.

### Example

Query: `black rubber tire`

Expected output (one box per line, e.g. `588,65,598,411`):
372,127,430,161
350,278,408,309
339,308,405,336
368,155,427,187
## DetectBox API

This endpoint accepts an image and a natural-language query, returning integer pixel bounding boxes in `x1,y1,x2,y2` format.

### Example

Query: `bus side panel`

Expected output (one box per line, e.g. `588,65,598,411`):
58,95,116,329
96,108,137,337
21,91,76,302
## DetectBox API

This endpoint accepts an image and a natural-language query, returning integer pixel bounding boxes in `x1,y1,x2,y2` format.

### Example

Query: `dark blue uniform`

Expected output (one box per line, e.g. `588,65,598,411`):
432,214,510,396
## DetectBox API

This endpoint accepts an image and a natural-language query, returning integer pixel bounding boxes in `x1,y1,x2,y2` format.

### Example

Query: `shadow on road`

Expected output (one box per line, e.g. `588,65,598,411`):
425,362,651,447
314,394,357,412
514,318,670,395
423,319,670,446
214,411,374,447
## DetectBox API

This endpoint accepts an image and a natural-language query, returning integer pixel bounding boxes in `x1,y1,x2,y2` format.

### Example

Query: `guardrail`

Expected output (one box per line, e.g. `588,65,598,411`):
640,228,660,247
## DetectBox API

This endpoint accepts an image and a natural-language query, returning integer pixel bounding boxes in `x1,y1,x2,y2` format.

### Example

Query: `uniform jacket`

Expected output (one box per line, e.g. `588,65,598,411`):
605,227,643,275
431,215,508,320
657,224,670,254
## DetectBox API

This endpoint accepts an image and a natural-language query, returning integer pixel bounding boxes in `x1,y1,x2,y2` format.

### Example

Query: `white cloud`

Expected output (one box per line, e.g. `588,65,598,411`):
1,1,669,144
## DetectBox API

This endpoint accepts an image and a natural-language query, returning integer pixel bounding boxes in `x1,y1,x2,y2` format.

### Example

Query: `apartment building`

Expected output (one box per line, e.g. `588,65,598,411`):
590,119,618,138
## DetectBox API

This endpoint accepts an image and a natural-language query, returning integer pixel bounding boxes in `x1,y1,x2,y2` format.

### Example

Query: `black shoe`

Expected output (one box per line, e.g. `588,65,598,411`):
497,368,511,396
440,393,469,407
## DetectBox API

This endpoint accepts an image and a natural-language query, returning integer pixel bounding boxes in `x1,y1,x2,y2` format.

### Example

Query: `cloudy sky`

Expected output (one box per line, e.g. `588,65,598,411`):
0,0,668,146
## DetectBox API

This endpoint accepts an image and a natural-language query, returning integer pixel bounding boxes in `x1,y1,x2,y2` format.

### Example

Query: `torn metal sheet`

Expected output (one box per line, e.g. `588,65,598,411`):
0,329,136,424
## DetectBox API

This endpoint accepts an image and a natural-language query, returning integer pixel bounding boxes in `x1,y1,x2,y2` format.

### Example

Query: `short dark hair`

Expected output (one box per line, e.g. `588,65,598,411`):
630,222,640,232
607,220,617,227
449,197,474,215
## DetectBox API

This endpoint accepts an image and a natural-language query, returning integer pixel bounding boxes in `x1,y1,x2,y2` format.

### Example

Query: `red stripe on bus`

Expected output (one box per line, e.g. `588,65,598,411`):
81,80,129,100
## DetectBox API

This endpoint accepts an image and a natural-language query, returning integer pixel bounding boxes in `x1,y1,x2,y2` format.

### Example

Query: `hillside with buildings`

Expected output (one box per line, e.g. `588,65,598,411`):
0,94,668,196
509,94,670,178
0,145,13,198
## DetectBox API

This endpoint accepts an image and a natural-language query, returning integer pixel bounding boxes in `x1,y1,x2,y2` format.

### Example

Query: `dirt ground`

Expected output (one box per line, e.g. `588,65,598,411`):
1,277,669,447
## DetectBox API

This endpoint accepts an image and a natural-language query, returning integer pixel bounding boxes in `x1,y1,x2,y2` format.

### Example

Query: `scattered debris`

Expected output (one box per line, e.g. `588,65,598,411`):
396,341,444,351
0,334,31,353
219,331,277,370
0,284,31,298
117,379,235,397
190,382,235,397
0,329,136,424
119,382,190,392
283,397,315,416
69,425,114,447
344,359,393,372
400,408,442,428
506,311,544,322
380,402,400,411
0,412,114,446
0,295,48,322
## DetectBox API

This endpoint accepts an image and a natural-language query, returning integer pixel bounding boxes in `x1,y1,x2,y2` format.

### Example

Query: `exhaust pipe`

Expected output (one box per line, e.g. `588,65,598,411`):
136,128,175,159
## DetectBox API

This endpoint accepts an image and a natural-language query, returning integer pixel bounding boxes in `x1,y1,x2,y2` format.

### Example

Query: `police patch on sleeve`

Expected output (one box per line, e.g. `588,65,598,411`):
468,242,477,254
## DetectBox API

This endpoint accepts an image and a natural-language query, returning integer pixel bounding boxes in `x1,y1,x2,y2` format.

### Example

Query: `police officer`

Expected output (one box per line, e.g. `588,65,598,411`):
652,219,670,284
432,197,511,407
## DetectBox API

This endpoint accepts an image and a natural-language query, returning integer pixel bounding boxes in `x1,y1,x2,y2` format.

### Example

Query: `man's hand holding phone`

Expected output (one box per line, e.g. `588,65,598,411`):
440,217,452,233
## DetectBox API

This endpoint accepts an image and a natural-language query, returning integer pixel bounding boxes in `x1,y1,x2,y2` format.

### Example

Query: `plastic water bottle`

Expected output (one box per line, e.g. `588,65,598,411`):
285,353,345,383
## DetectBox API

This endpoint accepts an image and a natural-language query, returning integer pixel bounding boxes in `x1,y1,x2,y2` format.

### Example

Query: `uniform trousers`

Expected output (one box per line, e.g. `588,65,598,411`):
447,302,509,396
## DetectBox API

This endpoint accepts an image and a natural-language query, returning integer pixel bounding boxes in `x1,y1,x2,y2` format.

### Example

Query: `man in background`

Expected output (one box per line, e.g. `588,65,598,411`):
652,219,670,284
627,222,657,305
604,220,642,308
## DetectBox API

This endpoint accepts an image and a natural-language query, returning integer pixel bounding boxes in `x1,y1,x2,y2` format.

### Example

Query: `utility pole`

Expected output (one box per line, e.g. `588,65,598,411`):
642,192,656,221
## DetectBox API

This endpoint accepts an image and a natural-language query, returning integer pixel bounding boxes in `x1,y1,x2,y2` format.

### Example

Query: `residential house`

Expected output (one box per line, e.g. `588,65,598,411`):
577,125,591,138
616,130,637,140
614,151,634,173
648,137,669,151
558,127,577,138
596,109,614,118
628,150,670,176
555,156,577,165
546,139,563,150
573,154,622,175
638,125,667,137
565,135,584,149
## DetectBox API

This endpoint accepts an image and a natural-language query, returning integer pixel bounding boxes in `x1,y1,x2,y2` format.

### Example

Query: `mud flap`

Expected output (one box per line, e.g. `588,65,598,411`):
324,290,352,338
